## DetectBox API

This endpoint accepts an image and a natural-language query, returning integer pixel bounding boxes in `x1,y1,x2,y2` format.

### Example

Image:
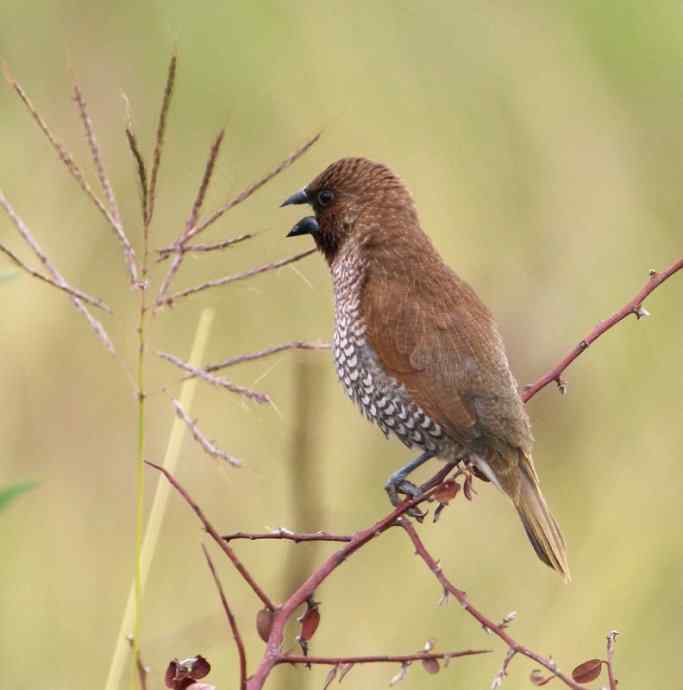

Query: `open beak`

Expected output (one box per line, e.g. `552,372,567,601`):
286,216,320,237
280,188,310,207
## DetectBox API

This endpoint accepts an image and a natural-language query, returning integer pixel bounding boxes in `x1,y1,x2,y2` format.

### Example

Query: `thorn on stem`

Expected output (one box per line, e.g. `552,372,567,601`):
438,588,450,607
634,305,651,319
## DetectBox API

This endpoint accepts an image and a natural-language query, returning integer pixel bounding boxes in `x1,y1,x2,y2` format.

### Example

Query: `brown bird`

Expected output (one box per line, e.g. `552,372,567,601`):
282,158,570,580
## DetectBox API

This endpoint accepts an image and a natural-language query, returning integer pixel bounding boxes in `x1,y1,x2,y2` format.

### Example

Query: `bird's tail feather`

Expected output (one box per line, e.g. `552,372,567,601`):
481,449,571,581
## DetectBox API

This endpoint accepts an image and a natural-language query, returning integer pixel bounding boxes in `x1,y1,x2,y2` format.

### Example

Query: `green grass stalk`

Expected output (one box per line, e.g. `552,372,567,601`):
104,308,215,690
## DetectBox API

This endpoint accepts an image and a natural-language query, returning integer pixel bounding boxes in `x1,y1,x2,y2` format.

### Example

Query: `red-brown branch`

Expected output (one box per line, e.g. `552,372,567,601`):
276,648,489,666
148,259,683,689
150,458,448,689
147,462,276,612
523,256,683,402
245,486,445,690
398,519,588,690
222,529,352,544
202,545,247,690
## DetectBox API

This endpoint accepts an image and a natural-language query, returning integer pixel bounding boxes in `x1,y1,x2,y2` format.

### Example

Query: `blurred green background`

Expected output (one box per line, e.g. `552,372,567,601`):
1,2,681,689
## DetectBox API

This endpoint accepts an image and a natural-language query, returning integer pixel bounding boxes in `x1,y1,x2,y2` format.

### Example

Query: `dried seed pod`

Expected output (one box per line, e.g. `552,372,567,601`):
298,605,320,642
571,659,604,684
256,607,275,642
189,656,210,680
165,660,179,689
422,658,440,674
164,656,211,690
433,480,460,504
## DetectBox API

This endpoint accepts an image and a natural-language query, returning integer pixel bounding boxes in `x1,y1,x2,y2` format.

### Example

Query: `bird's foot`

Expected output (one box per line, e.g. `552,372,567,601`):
385,477,427,521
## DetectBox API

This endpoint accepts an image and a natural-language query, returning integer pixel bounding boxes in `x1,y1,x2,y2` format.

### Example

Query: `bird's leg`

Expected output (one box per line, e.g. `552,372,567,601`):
385,451,436,518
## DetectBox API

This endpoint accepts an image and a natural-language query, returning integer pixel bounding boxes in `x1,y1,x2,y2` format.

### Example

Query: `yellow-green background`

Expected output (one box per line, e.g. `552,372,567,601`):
1,2,681,689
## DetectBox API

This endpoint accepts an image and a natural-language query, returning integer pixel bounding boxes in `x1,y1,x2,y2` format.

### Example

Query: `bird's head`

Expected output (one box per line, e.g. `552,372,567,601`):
282,157,418,264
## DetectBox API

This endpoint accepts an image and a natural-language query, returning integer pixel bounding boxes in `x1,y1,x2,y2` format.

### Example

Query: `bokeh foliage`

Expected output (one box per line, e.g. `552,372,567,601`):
0,2,681,689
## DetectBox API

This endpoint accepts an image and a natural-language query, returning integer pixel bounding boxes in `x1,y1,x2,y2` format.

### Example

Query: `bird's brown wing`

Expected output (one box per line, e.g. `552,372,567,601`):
361,261,532,452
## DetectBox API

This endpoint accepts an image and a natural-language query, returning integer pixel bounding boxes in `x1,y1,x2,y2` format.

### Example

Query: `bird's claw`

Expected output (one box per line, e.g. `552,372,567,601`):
385,479,427,521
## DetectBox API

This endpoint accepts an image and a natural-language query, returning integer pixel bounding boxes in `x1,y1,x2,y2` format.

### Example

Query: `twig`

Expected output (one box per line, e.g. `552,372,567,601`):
151,461,451,690
147,461,277,612
202,545,247,690
173,399,242,467
158,248,316,307
245,486,446,690
202,340,329,375
222,529,351,544
0,190,115,352
146,53,176,227
398,519,588,690
159,351,270,404
277,648,490,666
606,631,619,690
73,82,139,284
0,242,111,311
523,256,683,402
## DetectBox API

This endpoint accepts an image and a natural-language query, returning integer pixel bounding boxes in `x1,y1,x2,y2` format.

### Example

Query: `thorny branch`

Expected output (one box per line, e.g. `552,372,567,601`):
523,255,683,402
155,253,681,689
222,529,352,544
146,462,276,613
154,461,587,689
277,648,489,668
399,519,588,690
202,545,247,690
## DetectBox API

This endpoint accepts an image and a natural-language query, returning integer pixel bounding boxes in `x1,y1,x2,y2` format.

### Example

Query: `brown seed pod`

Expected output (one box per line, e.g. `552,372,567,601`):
256,608,275,642
298,605,320,642
422,658,440,674
571,658,604,684
433,480,460,504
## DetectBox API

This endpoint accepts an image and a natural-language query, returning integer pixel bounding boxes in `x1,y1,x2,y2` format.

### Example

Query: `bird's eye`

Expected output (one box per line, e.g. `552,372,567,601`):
317,189,335,206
